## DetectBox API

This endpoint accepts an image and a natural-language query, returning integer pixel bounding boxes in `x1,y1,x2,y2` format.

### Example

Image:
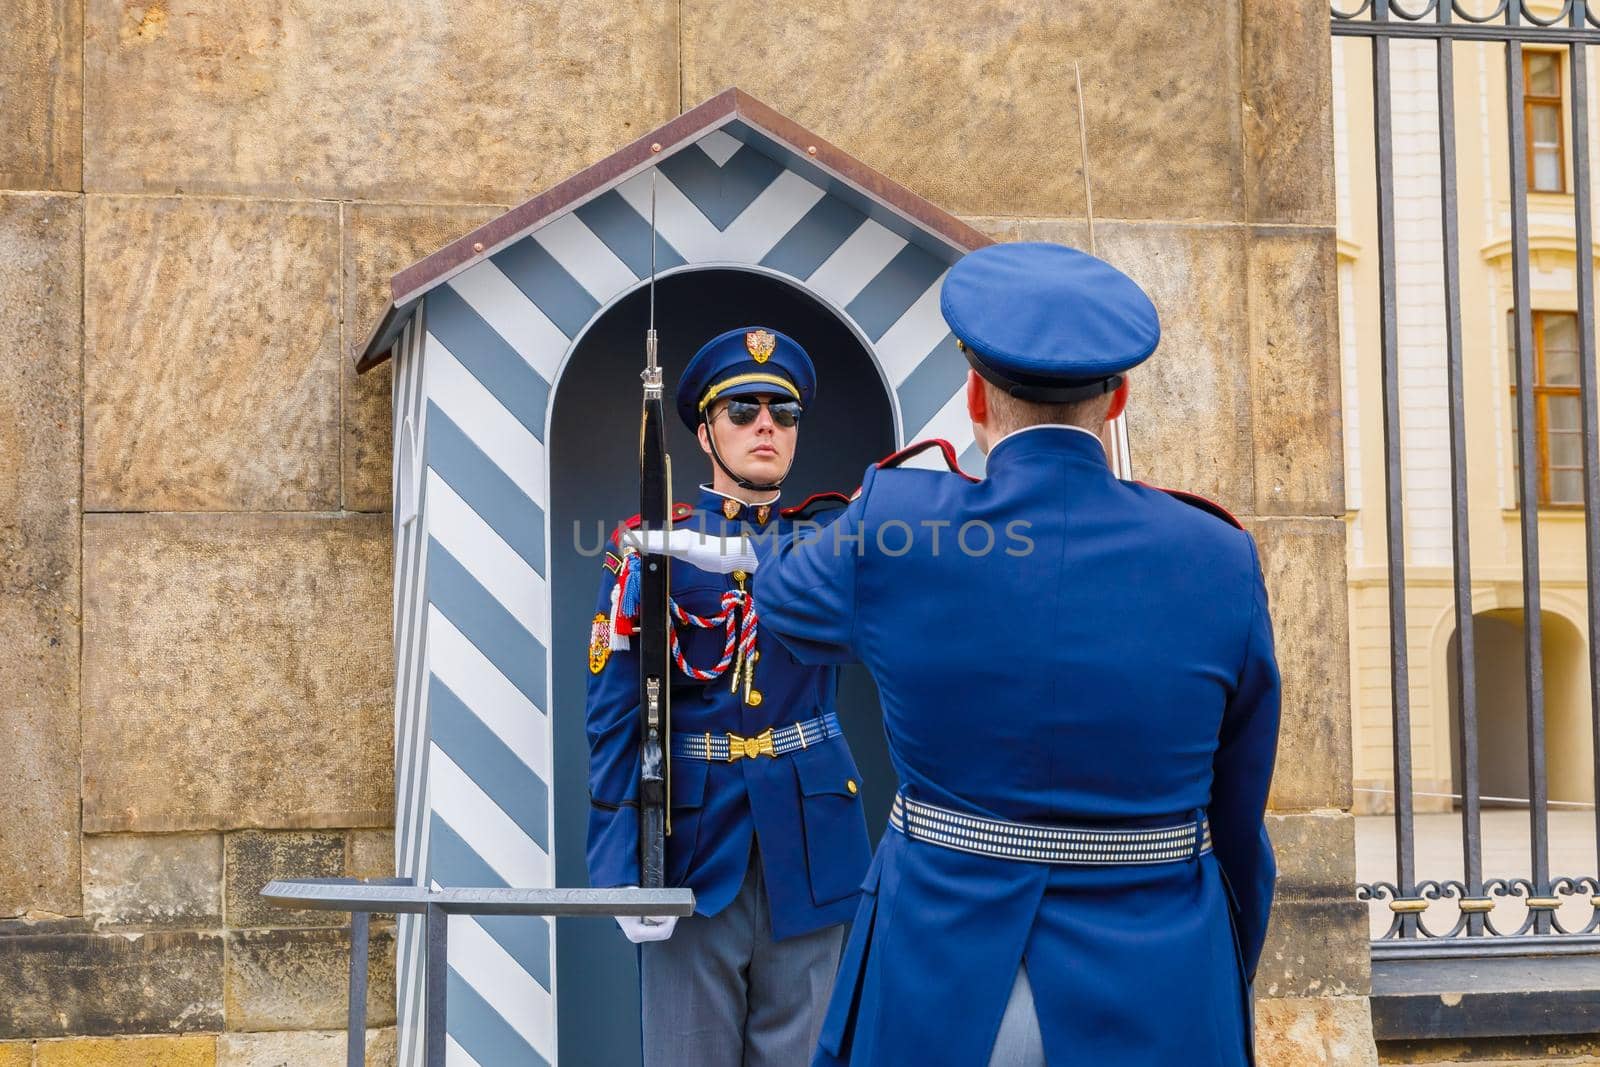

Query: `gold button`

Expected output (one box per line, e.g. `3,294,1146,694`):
846,780,858,795
732,570,747,582
747,689,763,707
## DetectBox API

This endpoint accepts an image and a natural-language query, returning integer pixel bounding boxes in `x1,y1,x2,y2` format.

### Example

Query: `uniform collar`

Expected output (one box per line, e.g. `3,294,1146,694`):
985,424,1109,469
697,484,782,527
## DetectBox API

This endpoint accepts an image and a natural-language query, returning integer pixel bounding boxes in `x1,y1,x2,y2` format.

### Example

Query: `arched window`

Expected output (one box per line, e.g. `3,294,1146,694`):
398,416,419,527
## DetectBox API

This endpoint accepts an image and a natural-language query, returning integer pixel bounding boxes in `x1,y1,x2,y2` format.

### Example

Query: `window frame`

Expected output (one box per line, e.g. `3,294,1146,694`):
1523,49,1568,194
1510,309,1585,509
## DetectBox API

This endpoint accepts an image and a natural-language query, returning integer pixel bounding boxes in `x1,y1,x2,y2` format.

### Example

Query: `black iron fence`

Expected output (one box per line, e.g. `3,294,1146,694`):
1332,0,1600,958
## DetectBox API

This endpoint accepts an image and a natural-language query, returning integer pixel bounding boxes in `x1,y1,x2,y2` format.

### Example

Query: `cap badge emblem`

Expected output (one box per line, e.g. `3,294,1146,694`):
746,330,776,363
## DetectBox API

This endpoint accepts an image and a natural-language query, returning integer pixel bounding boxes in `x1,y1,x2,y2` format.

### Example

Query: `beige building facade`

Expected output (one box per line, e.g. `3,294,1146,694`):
1335,31,1600,819
0,2,1377,1063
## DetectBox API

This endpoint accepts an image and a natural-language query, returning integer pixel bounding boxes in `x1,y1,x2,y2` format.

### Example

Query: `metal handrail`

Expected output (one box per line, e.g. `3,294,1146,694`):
263,878,694,1066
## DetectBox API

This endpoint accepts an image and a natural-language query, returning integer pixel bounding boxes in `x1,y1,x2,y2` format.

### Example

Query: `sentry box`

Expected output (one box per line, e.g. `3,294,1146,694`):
356,88,997,1067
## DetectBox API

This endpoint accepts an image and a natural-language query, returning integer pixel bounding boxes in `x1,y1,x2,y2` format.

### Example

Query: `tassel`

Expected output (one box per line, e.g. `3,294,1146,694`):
619,554,642,618
608,564,632,651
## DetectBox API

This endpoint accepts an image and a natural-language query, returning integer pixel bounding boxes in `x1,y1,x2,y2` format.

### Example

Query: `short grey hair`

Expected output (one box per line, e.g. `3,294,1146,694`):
982,379,1114,438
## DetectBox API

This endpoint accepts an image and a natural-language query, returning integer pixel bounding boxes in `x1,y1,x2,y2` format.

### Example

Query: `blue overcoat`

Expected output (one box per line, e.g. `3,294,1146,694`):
753,426,1282,1066
585,488,872,940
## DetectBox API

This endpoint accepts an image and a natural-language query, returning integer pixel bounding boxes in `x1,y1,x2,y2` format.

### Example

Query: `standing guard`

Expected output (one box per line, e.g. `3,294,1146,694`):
742,243,1283,1066
585,326,873,1066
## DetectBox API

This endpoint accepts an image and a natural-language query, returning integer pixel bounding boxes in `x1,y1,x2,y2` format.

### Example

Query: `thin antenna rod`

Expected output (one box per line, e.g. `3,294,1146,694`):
650,168,658,330
1074,61,1096,257
1074,60,1131,477
645,146,662,384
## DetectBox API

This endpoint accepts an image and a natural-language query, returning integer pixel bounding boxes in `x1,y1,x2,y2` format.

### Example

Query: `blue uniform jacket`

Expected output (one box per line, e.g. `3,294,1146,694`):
585,488,872,940
753,427,1282,1066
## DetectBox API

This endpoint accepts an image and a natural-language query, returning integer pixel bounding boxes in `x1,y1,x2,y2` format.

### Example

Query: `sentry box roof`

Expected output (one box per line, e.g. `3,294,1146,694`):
356,87,992,375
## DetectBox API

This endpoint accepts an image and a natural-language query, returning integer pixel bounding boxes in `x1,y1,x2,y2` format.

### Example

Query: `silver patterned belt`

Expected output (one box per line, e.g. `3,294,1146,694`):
890,792,1212,866
671,711,842,763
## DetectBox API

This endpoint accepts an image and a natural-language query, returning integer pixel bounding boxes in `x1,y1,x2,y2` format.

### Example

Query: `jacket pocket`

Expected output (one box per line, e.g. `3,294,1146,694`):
665,757,710,886
791,740,872,907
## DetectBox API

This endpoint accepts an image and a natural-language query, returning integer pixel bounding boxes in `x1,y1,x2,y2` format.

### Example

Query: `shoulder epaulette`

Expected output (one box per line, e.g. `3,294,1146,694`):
876,438,979,482
1140,483,1243,530
615,502,696,530
776,440,975,522
780,491,854,521
607,502,697,552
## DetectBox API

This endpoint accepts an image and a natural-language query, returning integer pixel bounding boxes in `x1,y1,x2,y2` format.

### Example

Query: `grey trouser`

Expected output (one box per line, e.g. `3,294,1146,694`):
640,845,845,1067
987,965,1046,1067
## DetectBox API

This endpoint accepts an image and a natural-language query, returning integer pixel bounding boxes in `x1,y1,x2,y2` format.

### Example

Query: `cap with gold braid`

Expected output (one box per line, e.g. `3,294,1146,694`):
677,325,817,492
676,326,816,431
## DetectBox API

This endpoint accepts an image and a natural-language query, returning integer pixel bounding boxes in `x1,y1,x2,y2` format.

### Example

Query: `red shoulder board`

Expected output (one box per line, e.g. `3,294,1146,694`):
608,502,697,547
780,490,853,521
1140,483,1242,529
616,502,696,529
875,438,979,482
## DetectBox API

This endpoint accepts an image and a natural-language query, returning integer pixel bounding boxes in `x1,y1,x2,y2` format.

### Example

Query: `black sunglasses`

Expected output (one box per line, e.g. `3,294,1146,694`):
721,397,803,428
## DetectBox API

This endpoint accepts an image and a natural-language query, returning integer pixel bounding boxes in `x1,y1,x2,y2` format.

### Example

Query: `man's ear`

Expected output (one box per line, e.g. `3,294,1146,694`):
1105,378,1130,421
696,421,713,457
966,369,988,425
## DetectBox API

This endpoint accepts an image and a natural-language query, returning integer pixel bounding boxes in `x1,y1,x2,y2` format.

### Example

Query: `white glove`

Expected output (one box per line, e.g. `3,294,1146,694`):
622,527,758,575
616,913,679,943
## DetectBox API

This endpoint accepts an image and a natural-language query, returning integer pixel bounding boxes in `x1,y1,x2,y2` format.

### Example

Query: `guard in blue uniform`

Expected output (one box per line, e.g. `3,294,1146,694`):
745,244,1283,1066
585,327,872,1066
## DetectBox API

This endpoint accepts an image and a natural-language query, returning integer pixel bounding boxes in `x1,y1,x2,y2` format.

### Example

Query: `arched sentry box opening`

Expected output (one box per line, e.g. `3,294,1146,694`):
357,88,991,1067
549,267,896,1063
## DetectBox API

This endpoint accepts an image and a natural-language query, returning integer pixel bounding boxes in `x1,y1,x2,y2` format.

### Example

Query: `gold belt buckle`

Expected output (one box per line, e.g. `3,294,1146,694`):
726,727,776,761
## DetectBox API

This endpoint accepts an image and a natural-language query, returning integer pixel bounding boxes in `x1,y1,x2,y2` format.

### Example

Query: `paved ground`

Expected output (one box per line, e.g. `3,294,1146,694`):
1356,810,1600,939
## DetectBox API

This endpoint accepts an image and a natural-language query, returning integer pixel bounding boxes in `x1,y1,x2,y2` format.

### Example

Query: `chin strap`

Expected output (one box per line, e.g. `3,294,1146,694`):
702,413,794,493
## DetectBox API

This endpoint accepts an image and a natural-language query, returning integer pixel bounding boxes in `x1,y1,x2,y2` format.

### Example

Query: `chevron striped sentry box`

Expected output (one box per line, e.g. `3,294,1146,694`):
355,88,992,1066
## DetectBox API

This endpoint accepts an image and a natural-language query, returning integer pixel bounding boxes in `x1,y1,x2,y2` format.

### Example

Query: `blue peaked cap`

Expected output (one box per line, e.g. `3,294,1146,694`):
940,242,1160,402
676,326,817,430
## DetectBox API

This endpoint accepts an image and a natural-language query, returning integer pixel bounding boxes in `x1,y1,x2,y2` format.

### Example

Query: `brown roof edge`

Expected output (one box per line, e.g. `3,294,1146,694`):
726,89,994,256
355,303,399,374
359,87,993,372
354,296,421,374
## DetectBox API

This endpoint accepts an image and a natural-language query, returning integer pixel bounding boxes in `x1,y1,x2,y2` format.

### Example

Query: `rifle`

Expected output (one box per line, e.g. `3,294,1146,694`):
637,155,672,890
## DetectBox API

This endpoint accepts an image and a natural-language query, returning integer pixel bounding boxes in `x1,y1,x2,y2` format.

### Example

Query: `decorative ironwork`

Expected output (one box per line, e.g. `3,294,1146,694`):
1336,1,1600,958
1334,1,1600,35
1361,875,1600,945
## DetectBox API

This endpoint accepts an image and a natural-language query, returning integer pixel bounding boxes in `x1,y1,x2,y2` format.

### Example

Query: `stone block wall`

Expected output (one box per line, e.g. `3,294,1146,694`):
0,828,397,1063
1,0,1367,1061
